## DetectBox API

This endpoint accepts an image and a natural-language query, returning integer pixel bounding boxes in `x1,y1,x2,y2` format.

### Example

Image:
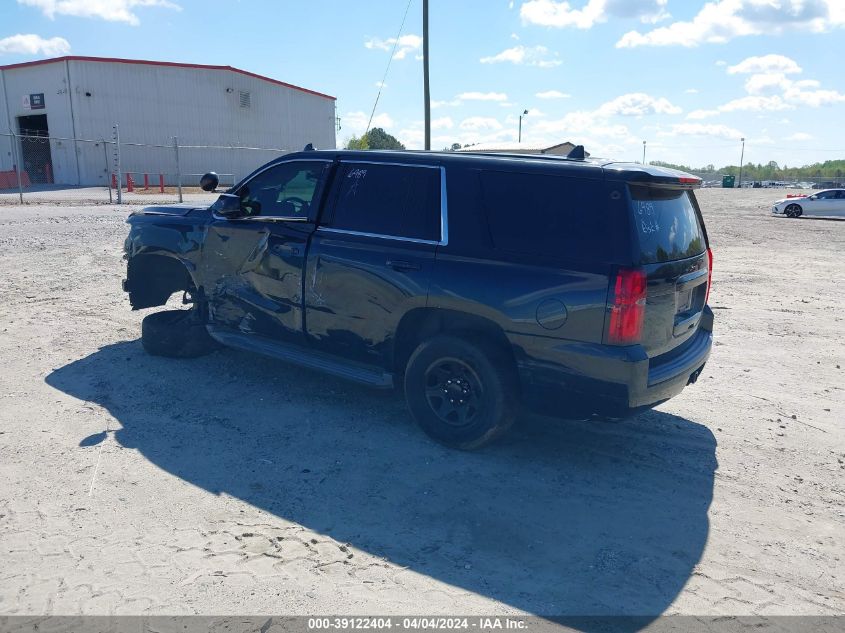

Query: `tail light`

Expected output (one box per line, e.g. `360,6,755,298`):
705,247,713,305
607,268,647,345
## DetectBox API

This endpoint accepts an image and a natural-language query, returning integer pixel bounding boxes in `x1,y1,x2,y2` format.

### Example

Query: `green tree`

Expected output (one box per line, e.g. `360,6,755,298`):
344,135,369,150
344,127,405,151
365,127,406,150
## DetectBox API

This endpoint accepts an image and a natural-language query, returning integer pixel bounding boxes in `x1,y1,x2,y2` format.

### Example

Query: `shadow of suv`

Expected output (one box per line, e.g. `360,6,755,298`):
123,149,713,448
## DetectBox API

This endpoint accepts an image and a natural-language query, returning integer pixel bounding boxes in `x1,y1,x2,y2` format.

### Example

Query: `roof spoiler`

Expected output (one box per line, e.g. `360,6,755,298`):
566,145,586,160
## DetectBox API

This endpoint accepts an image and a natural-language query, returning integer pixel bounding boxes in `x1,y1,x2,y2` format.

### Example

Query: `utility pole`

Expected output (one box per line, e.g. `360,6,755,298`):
642,140,647,165
738,137,746,188
423,0,431,150
518,110,528,143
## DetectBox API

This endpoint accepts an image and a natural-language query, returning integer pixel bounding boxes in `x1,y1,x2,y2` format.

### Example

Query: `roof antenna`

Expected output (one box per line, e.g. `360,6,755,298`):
566,145,585,160
303,143,315,151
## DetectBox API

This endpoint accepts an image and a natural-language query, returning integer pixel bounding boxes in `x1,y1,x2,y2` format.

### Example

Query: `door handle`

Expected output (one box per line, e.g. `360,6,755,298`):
386,259,421,272
273,244,300,256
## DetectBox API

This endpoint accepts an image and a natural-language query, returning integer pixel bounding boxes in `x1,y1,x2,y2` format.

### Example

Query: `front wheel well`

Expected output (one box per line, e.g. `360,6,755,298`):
393,308,516,376
125,254,196,310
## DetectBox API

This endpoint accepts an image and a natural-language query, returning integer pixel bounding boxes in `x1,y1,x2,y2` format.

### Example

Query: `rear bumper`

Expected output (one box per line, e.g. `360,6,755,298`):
514,306,714,418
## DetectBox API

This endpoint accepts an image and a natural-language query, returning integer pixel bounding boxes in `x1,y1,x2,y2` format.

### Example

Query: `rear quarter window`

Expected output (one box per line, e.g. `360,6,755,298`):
630,185,706,264
479,170,624,263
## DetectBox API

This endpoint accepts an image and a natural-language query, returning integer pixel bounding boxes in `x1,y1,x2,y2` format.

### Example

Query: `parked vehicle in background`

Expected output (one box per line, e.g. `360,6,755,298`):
123,149,714,449
771,189,845,218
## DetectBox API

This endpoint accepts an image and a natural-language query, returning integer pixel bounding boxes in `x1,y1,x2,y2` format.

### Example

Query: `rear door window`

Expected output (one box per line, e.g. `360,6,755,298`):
479,170,621,262
629,185,706,264
329,163,440,241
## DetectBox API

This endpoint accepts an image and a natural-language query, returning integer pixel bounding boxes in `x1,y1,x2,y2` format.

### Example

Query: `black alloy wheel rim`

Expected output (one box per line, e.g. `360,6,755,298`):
424,357,485,427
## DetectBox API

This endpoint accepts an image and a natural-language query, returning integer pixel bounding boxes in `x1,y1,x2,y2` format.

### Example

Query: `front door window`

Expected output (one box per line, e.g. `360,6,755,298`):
237,162,325,218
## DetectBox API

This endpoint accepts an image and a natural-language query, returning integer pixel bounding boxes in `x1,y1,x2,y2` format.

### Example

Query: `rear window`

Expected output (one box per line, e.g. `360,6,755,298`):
480,171,623,262
629,185,706,264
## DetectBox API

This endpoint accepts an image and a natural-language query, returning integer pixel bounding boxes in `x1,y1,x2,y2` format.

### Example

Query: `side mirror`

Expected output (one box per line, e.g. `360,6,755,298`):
210,193,243,218
200,172,220,192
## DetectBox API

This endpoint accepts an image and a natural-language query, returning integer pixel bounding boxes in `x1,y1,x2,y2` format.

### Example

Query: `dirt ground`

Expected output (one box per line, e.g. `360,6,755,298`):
0,189,842,617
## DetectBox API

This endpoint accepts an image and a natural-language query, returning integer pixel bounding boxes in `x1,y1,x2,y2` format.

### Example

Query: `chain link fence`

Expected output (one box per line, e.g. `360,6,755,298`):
0,128,295,205
3,128,843,204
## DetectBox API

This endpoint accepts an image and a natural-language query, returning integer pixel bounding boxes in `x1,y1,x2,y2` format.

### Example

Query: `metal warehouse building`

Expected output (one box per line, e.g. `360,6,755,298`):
0,56,336,187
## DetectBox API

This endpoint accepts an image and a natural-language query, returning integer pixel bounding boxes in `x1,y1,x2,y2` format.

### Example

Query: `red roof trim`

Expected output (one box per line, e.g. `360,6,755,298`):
0,55,336,101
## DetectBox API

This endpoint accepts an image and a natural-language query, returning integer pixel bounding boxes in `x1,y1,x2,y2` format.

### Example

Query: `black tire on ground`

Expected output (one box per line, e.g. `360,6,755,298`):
403,334,519,450
785,204,802,218
141,309,219,358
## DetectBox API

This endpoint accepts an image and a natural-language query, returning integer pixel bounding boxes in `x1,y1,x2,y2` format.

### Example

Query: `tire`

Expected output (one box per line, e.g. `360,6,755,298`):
403,334,518,449
141,308,219,358
785,204,802,218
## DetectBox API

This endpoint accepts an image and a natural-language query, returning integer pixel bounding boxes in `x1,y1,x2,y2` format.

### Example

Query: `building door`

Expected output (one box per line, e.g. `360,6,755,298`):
17,114,53,184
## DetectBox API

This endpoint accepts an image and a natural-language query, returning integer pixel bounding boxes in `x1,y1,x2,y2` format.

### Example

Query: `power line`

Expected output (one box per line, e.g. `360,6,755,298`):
365,0,414,138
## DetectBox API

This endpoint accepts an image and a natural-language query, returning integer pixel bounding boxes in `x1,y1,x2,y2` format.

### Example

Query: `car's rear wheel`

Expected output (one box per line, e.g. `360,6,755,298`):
141,308,219,358
404,334,518,449
785,203,803,218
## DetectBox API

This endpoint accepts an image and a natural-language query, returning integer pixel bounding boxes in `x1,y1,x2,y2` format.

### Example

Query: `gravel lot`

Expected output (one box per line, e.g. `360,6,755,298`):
0,189,842,617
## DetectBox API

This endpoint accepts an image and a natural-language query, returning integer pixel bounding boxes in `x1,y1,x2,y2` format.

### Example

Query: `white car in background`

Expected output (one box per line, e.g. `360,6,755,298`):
771,189,845,218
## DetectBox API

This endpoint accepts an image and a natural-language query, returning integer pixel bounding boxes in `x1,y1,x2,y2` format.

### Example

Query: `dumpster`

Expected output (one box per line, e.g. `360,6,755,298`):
722,174,736,188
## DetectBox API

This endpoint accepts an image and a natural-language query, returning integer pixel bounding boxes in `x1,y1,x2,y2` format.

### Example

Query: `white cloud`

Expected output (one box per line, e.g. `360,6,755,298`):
0,33,70,55
743,72,793,94
597,92,682,116
727,54,802,75
536,89,571,99
398,128,424,149
431,99,462,109
686,109,720,119
616,0,844,48
364,34,422,60
480,45,561,67
18,0,180,25
457,91,509,101
660,123,745,141
521,0,668,29
459,117,504,131
432,117,454,130
784,85,845,107
342,111,395,136
520,0,606,28
784,132,813,141
685,51,845,118
685,88,699,94
720,95,793,112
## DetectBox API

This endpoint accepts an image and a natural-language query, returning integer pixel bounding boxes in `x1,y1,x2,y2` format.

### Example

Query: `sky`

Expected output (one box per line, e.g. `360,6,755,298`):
2,0,844,167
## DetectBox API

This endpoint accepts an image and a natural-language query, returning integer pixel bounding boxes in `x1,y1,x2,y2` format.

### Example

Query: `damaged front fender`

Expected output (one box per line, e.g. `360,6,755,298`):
123,206,212,310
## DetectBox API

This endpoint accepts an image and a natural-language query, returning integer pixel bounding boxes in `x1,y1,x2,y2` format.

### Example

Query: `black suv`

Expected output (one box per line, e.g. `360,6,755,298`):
123,149,713,448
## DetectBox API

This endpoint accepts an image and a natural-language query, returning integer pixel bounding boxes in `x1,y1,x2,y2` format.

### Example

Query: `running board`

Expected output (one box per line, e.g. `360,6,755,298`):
206,326,394,389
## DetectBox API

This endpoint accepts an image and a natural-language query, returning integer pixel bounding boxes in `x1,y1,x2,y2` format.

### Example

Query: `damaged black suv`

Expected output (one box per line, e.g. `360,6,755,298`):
123,148,713,449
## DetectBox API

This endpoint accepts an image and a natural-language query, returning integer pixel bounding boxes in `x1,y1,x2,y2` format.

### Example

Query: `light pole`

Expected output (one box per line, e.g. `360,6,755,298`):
642,140,647,165
518,109,528,143
737,137,745,188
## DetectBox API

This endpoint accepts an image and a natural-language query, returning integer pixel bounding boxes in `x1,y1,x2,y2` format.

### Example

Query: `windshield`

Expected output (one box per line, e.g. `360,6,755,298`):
630,185,706,264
